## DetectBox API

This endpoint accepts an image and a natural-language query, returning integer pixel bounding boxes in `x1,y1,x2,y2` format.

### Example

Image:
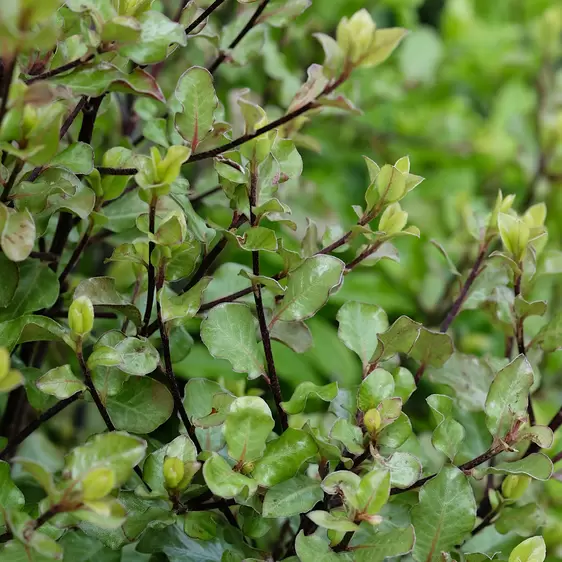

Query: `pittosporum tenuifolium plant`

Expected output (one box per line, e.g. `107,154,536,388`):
0,1,561,561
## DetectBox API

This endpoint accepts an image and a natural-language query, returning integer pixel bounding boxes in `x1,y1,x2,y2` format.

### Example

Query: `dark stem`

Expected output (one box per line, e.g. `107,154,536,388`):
390,443,505,495
183,0,227,33
248,164,288,430
190,185,222,206
0,56,15,131
142,196,158,334
24,54,96,85
59,96,88,140
30,251,58,263
208,0,270,74
1,159,24,202
77,343,116,432
440,241,489,333
58,219,94,286
95,166,138,176
345,241,383,271
0,394,81,461
155,266,202,453
334,531,354,552
0,505,60,543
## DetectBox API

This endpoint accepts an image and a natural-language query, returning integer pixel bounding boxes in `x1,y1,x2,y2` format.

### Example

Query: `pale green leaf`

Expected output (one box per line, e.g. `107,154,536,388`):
281,381,338,414
262,474,323,518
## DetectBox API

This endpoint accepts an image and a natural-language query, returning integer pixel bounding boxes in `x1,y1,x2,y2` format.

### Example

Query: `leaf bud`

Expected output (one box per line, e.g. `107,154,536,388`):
522,203,547,229
68,296,95,337
376,165,407,204
364,408,382,434
379,202,408,235
0,347,10,381
502,474,531,500
498,213,530,262
82,467,115,501
337,10,377,64
163,456,185,490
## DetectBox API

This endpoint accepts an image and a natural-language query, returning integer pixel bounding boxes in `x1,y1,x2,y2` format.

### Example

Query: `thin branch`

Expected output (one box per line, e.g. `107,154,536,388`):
390,443,506,495
0,504,60,543
24,53,96,85
0,394,81,461
190,185,222,206
142,196,158,334
208,0,270,74
1,159,24,202
145,213,246,336
155,265,202,453
334,531,354,552
59,96,88,140
248,163,288,430
30,251,58,263
440,241,489,333
183,0,228,33
95,166,138,176
0,56,16,132
58,219,94,286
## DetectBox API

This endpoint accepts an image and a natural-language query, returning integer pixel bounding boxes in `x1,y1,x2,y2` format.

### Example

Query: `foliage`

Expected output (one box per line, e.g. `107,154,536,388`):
0,0,562,561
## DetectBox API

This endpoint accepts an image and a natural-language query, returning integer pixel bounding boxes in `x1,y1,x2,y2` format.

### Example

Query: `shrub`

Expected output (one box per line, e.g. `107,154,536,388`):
0,1,559,561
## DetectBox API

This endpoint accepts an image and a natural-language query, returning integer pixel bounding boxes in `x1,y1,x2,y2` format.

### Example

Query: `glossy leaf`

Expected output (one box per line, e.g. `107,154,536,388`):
281,381,338,414
262,474,323,518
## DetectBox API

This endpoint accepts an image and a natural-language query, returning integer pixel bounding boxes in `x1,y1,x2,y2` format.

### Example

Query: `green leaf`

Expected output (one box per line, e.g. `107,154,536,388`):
66,432,146,486
358,368,395,412
183,511,220,541
252,428,318,487
428,353,495,412
270,255,345,324
281,381,338,414
200,303,265,380
0,262,59,322
287,63,329,113
350,524,416,562
158,277,211,324
509,537,546,562
330,418,364,454
361,28,408,68
36,364,86,399
0,461,24,527
409,327,453,369
235,227,278,252
113,337,160,375
52,63,165,102
262,474,323,518
0,207,36,263
121,11,187,65
0,253,18,307
143,434,197,493
377,412,412,449
0,315,68,352
427,394,465,461
307,510,359,532
51,142,94,175
371,316,421,363
295,531,352,562
174,66,218,151
411,465,476,562
337,302,389,368
486,453,553,481
355,468,390,515
269,318,312,353
377,452,422,489
106,377,174,433
391,367,416,404
202,453,257,499
14,458,56,498
223,396,274,463
485,355,534,437
495,503,545,536
533,312,562,352
74,277,142,327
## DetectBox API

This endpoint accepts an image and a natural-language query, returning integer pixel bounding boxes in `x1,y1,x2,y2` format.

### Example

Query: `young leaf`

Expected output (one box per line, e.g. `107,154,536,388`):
0,461,24,527
281,381,338,414
200,303,265,379
36,364,86,399
106,377,174,433
262,474,324,518
485,355,534,437
355,468,391,515
202,452,257,499
174,66,218,151
411,466,476,562
66,432,147,486
295,531,352,562
358,368,395,412
337,301,389,367
427,394,465,461
223,396,275,463
270,255,345,324
509,537,546,562
486,453,553,481
252,428,318,487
